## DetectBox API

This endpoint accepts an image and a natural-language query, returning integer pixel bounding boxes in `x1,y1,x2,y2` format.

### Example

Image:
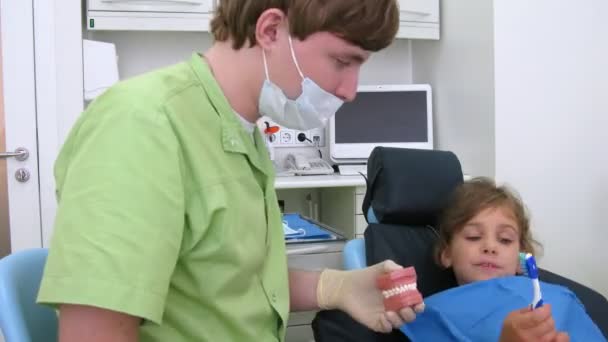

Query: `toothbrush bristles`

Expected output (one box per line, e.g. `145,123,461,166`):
519,252,530,277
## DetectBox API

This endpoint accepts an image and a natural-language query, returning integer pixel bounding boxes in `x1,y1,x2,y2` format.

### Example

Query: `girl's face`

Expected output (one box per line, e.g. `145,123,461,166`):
441,206,521,285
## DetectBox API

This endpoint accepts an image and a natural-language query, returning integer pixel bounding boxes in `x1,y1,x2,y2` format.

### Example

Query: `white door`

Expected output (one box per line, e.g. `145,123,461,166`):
0,0,43,257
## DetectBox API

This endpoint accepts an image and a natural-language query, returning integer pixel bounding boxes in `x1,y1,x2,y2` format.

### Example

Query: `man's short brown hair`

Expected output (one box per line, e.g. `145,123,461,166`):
210,0,399,51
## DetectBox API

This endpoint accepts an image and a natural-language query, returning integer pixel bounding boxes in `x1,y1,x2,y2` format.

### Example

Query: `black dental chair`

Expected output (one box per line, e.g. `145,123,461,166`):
312,147,608,341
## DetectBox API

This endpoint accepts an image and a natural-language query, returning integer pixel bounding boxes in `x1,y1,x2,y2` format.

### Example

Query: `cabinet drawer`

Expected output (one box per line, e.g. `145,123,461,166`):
398,0,439,23
355,214,367,235
286,325,315,342
287,251,342,271
88,0,213,13
288,311,317,326
355,186,367,195
286,241,344,255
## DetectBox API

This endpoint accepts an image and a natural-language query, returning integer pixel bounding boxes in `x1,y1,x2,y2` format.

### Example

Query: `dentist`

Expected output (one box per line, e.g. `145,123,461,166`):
38,1,424,341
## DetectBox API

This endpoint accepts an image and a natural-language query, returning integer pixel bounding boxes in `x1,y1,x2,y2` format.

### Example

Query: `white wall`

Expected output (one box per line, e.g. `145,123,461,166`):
88,31,212,79
411,0,495,178
494,0,608,296
89,31,413,84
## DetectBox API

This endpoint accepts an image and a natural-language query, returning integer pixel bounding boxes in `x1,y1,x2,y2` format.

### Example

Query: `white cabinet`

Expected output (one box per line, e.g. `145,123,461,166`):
86,0,440,40
86,0,215,31
88,0,213,12
285,324,316,342
276,176,365,341
286,241,345,342
397,0,440,40
320,186,367,239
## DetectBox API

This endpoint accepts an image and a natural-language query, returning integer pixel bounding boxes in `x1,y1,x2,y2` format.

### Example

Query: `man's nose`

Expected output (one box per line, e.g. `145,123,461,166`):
335,70,359,102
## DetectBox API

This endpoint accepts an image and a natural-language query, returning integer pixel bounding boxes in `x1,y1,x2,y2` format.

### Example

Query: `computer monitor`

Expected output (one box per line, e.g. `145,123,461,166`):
329,84,433,164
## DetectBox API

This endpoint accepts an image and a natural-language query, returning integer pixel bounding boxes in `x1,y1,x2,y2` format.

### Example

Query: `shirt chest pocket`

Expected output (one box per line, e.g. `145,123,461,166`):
218,177,270,269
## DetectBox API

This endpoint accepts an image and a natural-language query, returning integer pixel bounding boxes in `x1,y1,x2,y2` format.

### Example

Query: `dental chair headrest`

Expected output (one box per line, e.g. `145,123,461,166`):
363,147,464,226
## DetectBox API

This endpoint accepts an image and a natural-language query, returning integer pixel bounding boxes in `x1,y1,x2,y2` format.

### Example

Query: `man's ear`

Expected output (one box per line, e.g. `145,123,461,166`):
255,8,287,51
440,248,452,269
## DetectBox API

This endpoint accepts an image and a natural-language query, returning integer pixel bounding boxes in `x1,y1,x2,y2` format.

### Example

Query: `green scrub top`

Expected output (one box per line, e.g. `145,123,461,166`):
37,53,289,341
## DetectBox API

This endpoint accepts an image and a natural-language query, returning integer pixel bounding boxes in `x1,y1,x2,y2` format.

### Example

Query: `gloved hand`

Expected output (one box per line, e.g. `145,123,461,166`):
316,260,425,333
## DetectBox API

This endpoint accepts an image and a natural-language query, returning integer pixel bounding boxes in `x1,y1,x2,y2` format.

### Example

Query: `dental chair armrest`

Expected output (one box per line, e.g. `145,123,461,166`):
539,268,608,338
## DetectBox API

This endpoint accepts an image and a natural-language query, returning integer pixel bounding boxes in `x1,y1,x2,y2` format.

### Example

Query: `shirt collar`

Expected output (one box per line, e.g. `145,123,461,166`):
188,53,273,177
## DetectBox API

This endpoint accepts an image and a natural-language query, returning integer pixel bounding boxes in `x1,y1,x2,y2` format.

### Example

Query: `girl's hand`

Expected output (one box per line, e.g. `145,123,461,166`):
499,304,570,342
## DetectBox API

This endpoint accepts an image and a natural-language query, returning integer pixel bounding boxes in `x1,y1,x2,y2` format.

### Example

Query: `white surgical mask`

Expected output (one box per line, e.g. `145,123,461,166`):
258,36,344,130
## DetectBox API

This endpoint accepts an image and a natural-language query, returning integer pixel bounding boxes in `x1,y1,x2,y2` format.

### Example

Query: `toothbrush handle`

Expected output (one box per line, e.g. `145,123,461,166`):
531,278,543,308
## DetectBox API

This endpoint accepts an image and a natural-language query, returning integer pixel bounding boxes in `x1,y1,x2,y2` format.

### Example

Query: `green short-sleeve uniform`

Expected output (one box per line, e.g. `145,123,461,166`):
37,53,289,341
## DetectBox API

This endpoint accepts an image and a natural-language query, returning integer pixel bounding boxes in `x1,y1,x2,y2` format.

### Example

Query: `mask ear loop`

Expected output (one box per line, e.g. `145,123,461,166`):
262,50,271,81
287,35,305,79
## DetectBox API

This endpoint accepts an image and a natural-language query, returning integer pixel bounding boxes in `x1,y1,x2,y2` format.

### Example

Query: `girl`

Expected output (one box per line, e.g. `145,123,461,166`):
434,177,538,286
402,178,604,341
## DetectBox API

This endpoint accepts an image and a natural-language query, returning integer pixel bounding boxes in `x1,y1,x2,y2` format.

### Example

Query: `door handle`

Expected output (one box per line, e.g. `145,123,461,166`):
0,147,29,161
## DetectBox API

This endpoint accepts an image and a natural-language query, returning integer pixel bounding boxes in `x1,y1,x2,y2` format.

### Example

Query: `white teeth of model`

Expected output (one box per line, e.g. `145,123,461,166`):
383,283,417,298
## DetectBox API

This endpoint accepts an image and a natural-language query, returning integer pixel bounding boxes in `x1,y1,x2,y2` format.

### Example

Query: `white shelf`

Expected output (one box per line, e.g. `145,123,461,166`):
87,11,212,31
275,174,366,190
275,173,471,190
396,23,440,40
86,1,439,40
86,14,438,39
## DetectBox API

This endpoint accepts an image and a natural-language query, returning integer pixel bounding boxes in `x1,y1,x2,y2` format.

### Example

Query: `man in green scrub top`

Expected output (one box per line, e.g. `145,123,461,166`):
37,1,424,341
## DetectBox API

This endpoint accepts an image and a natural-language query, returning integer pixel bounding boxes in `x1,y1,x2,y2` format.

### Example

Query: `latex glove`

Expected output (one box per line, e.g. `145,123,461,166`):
499,304,570,342
316,260,425,333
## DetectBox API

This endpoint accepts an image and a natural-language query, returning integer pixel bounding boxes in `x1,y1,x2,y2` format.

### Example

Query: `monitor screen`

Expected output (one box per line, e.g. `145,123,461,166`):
334,91,428,144
329,84,433,163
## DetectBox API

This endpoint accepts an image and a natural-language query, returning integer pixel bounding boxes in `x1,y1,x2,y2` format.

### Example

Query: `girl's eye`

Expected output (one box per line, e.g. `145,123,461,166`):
500,238,514,245
465,236,481,241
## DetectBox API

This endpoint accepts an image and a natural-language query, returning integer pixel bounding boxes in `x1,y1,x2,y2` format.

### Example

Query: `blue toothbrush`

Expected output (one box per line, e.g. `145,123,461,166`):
519,252,544,309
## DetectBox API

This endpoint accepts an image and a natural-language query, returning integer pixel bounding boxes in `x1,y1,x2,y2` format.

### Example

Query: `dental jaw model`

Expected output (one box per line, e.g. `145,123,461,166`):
377,267,423,311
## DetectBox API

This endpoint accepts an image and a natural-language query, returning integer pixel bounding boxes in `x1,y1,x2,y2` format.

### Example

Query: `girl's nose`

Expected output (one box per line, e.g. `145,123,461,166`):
483,247,497,255
482,239,498,255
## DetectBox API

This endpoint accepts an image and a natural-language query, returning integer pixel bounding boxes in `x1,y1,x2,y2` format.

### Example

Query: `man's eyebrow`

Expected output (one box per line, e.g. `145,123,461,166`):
336,52,367,64
348,53,366,63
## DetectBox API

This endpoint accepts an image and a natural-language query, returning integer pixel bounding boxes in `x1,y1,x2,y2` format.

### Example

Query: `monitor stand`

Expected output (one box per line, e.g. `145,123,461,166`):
337,163,367,176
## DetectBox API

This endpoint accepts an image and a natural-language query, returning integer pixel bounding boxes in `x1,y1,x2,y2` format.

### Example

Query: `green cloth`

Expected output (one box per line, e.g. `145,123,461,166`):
38,53,289,341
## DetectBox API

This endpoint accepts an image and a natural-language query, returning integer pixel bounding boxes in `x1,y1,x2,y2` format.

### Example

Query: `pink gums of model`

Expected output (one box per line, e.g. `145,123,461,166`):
376,266,423,312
